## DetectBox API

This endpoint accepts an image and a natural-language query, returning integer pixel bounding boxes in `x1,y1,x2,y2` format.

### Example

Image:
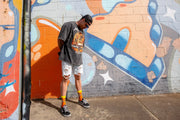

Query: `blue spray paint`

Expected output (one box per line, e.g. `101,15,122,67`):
0,64,16,94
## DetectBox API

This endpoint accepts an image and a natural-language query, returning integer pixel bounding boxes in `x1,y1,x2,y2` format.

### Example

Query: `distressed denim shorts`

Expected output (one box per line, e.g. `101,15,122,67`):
62,61,83,77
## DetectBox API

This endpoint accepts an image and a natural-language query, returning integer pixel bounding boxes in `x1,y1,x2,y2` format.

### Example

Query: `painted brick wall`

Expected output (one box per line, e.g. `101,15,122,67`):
30,0,180,99
0,0,23,120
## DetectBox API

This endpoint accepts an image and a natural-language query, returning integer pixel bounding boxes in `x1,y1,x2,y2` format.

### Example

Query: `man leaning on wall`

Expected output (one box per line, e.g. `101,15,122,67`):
57,14,93,117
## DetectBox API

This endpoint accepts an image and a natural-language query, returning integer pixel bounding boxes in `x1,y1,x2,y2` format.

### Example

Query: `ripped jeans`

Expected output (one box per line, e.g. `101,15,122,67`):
62,61,83,77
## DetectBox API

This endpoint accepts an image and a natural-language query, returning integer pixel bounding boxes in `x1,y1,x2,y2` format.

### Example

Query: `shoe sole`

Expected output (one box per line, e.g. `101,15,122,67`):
62,114,71,117
83,105,90,109
79,103,90,109
60,109,71,117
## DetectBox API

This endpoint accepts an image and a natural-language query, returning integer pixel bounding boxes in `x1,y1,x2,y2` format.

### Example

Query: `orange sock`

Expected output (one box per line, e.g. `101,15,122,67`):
61,96,66,107
78,90,83,101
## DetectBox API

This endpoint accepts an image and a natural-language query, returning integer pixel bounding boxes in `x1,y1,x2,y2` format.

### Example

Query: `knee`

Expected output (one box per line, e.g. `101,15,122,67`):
75,74,81,81
63,75,70,81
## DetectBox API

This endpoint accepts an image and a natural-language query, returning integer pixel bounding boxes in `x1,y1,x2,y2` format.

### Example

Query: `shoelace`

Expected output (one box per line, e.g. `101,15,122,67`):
82,99,88,104
63,106,69,112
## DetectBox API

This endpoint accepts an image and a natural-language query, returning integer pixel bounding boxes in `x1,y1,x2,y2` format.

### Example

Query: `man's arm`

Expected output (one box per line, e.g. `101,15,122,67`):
58,38,64,51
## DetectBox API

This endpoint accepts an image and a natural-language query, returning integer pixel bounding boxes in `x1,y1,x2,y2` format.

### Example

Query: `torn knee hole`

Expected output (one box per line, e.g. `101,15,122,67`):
63,75,70,80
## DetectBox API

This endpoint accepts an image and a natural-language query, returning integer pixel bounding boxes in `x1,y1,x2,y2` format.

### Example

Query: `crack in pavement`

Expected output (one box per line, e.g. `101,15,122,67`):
134,95,159,120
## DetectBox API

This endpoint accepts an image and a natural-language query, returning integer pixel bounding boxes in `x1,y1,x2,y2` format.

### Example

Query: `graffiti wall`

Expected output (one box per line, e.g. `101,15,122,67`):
0,0,23,119
31,0,180,99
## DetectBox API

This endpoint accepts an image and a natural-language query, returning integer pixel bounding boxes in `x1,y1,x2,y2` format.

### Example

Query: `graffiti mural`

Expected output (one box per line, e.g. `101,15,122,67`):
86,0,164,89
0,0,23,119
31,0,180,99
0,0,178,119
156,0,180,92
31,17,63,99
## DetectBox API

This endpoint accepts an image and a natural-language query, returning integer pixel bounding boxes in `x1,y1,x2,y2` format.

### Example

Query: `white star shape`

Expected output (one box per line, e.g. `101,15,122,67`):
100,71,113,85
5,83,16,96
164,7,176,21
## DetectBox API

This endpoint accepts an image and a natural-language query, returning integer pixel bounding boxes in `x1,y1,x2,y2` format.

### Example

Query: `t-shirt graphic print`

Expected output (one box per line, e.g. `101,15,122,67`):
72,32,84,54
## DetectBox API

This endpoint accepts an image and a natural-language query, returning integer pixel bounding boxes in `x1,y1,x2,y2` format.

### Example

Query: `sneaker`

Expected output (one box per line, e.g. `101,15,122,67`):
60,105,71,117
78,98,90,108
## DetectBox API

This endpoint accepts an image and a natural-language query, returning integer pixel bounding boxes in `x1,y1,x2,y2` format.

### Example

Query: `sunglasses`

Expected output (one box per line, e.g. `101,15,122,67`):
85,19,91,28
85,24,89,28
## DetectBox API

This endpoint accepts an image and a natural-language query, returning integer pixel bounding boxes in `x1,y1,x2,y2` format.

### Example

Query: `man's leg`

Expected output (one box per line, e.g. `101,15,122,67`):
74,65,90,108
74,74,83,101
61,75,70,107
60,61,71,117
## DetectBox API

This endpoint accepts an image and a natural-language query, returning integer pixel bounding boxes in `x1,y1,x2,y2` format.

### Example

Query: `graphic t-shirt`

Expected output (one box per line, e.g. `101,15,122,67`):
58,22,85,65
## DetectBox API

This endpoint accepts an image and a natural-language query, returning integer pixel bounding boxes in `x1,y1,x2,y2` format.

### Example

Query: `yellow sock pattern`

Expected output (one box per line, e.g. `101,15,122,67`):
78,90,83,101
61,96,66,107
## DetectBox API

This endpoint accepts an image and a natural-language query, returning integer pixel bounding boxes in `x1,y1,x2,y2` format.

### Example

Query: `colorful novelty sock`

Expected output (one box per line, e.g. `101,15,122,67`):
61,96,66,107
78,90,83,101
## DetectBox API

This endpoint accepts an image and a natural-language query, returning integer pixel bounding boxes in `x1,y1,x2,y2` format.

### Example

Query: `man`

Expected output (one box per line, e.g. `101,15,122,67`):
57,14,93,117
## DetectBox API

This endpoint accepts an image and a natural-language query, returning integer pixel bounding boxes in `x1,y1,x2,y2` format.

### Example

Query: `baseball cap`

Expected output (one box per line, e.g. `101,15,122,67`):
81,14,93,25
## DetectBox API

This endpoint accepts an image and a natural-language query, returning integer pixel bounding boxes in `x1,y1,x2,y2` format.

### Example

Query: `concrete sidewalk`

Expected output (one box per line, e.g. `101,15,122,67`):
30,93,180,120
